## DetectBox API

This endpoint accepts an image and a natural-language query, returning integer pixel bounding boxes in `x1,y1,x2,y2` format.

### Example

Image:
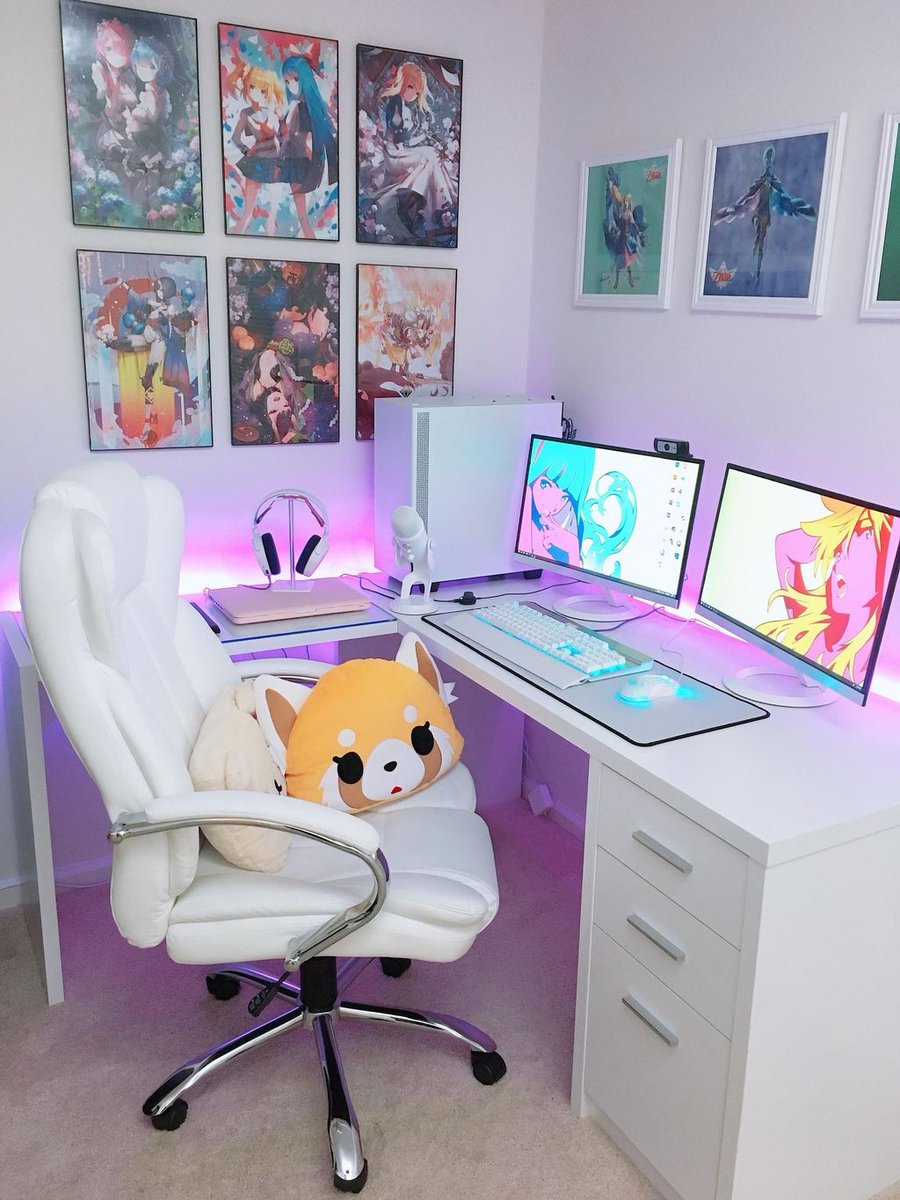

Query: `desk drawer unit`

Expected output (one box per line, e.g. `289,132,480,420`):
592,848,740,1038
585,928,731,1200
597,768,748,948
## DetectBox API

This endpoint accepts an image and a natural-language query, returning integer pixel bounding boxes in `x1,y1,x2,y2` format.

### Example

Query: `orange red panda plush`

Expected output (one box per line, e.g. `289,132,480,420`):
255,633,463,813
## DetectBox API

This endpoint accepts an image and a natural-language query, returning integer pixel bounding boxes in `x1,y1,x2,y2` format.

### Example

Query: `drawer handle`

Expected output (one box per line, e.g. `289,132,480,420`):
632,829,693,876
626,913,686,962
621,994,679,1047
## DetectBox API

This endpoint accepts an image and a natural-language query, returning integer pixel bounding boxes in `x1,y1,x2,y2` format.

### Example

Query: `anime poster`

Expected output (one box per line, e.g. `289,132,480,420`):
695,119,845,314
701,469,900,692
219,24,338,240
60,1,203,232
861,111,900,318
356,264,456,440
77,249,211,450
227,258,340,445
575,145,681,309
357,44,463,248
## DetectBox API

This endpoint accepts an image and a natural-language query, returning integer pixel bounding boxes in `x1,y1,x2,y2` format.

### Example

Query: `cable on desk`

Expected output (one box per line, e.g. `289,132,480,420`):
442,579,581,605
350,574,398,600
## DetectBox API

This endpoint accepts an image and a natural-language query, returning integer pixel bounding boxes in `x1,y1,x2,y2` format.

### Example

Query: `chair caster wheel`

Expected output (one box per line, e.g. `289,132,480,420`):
150,1099,188,1131
206,973,241,1001
471,1050,507,1085
379,957,411,979
334,1160,368,1192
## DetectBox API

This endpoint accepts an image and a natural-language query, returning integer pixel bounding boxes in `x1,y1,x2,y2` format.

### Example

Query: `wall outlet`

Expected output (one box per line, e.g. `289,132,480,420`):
526,781,554,816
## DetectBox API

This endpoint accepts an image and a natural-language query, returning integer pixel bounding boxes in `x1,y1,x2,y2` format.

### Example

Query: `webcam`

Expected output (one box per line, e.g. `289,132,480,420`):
654,437,691,458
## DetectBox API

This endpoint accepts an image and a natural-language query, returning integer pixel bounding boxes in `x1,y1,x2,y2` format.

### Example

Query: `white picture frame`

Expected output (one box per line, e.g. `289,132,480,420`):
861,110,900,319
574,140,682,310
692,115,846,317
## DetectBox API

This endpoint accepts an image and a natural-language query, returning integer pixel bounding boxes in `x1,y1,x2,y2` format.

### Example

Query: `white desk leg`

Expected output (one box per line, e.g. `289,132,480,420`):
570,754,602,1117
0,613,64,1005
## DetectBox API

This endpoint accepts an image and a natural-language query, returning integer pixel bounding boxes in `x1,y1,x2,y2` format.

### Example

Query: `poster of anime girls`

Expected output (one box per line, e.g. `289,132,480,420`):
861,111,900,318
77,249,211,450
227,258,340,445
60,1,203,232
356,263,456,440
693,117,845,316
357,44,463,248
575,143,682,309
219,24,338,240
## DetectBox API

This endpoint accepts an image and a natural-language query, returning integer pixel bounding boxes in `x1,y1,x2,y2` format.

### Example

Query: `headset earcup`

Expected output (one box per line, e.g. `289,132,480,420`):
295,534,321,576
260,531,281,576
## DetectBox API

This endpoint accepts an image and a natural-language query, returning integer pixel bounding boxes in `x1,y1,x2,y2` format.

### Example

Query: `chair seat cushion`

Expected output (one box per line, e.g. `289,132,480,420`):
165,805,499,966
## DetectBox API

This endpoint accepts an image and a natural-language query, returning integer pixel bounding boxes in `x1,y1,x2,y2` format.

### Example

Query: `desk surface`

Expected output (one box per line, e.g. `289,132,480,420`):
399,592,900,868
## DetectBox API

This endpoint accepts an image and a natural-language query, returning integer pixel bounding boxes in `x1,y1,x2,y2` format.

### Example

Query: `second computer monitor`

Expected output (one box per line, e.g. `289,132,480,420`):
514,434,704,621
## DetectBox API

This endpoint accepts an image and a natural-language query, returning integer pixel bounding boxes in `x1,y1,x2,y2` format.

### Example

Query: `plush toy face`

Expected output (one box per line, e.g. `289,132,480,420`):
256,634,463,812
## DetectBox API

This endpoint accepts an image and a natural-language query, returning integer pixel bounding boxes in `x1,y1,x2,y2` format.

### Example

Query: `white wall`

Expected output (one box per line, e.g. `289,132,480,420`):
0,0,547,893
522,0,900,823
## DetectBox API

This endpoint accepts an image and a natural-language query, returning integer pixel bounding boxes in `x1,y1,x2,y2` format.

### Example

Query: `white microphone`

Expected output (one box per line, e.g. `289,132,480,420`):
390,506,438,614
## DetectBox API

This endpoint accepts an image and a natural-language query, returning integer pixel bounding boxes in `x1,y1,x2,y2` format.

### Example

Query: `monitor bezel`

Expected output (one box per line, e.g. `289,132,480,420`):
512,433,705,609
696,463,900,707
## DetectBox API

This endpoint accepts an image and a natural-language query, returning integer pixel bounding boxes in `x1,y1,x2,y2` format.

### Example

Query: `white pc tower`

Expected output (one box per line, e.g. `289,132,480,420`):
374,395,563,584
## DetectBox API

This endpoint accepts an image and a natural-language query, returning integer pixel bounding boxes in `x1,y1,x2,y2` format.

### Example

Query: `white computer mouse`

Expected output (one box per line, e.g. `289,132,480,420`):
617,672,681,702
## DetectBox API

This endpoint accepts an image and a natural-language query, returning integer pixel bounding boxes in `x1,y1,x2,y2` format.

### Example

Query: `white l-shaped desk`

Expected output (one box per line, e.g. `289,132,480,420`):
398,602,900,1200
5,583,900,1200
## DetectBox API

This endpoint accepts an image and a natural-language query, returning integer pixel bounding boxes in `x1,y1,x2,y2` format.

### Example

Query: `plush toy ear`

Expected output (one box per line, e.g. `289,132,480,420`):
254,674,313,774
395,632,446,698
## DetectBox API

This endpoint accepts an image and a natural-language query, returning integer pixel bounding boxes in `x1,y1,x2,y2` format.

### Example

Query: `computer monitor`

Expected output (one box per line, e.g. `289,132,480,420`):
697,465,900,707
513,434,704,622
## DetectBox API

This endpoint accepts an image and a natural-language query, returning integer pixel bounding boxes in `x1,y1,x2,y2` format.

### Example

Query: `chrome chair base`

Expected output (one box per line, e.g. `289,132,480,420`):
142,959,505,1193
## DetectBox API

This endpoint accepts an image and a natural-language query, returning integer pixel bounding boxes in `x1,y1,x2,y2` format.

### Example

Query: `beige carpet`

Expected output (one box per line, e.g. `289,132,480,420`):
2,801,898,1200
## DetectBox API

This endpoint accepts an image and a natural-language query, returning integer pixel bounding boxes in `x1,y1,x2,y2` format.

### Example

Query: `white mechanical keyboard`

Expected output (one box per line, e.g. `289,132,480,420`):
450,601,653,690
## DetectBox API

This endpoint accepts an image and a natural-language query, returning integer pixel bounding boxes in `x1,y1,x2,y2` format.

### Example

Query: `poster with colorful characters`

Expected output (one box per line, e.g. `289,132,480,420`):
77,249,211,450
60,1,203,231
575,144,682,309
357,44,462,248
219,23,338,240
356,263,456,440
227,258,340,445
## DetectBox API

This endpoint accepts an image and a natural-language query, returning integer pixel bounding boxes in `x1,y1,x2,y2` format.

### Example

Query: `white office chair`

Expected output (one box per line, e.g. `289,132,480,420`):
18,461,504,1193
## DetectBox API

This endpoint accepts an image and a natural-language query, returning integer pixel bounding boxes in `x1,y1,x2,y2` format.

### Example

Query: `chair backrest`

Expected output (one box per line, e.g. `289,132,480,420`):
19,461,239,946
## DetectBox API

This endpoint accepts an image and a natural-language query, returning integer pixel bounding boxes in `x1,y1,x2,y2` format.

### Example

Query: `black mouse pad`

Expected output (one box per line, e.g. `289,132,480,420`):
422,609,769,747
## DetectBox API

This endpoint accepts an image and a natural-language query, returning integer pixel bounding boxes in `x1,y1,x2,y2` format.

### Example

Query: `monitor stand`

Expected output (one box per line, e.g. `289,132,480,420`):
723,665,838,708
553,585,639,625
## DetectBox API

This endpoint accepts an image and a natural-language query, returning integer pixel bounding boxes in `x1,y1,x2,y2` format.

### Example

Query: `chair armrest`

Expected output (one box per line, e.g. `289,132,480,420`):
111,790,380,856
236,658,333,682
109,791,387,970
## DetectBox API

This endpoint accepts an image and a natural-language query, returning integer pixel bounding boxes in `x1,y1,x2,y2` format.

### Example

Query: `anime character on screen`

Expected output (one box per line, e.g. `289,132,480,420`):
518,441,595,566
757,498,895,684
580,472,638,578
713,144,816,284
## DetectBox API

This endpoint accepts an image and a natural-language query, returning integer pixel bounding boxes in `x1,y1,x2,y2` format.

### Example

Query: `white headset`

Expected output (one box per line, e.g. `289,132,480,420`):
251,489,329,583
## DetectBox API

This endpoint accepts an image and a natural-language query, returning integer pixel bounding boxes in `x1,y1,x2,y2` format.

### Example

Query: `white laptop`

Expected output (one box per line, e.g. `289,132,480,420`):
205,578,370,625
